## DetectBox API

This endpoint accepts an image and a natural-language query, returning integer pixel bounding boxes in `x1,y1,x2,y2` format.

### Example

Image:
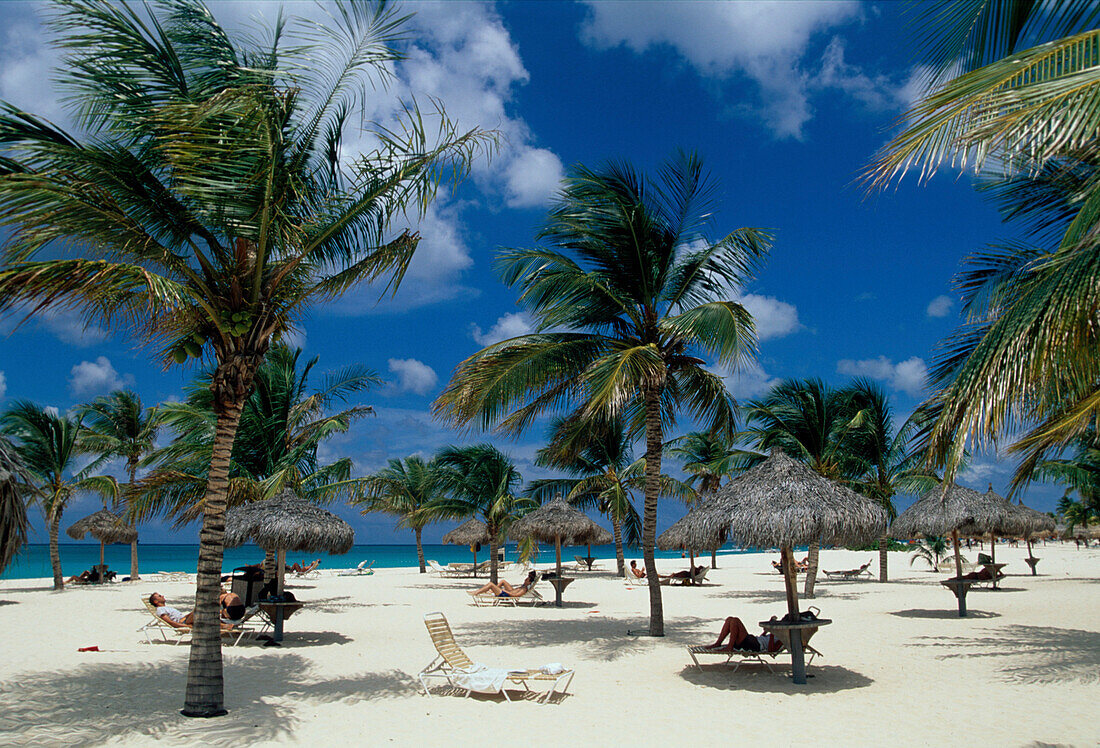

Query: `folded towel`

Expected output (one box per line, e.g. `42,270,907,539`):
539,662,566,675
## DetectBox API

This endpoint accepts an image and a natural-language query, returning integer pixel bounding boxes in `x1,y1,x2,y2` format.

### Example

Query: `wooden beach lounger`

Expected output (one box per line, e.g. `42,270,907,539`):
687,625,823,674
418,612,573,703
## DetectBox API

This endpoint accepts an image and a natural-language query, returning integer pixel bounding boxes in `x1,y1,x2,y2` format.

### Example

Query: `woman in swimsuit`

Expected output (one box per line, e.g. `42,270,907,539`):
705,616,783,653
219,588,247,622
470,571,537,598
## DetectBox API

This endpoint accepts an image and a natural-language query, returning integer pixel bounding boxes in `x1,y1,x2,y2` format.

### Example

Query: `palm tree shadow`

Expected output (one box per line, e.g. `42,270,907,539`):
911,624,1100,685
680,664,873,694
0,654,417,746
890,609,1001,619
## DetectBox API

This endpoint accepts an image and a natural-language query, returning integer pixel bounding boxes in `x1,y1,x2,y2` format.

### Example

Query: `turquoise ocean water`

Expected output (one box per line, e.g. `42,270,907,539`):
1,543,753,580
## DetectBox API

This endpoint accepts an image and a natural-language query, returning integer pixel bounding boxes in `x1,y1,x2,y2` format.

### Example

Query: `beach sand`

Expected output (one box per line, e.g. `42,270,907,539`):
0,544,1096,746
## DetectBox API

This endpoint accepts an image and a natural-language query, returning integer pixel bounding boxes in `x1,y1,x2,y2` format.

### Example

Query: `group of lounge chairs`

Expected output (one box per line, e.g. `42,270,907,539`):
428,559,514,578
625,565,711,587
138,597,271,647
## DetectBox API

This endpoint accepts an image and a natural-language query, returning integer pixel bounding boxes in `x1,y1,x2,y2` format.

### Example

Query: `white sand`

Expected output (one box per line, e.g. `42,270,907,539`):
0,544,1097,746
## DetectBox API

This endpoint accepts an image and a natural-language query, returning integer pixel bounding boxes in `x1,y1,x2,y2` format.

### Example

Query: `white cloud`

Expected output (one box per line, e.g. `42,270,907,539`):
837,355,928,398
710,360,780,400
737,293,801,341
503,147,564,208
470,312,535,346
813,37,914,111
68,356,132,397
0,7,68,127
0,371,6,399
387,358,439,396
926,294,954,318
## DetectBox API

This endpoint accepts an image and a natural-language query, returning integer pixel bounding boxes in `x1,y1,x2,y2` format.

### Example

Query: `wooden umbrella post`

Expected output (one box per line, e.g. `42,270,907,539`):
688,549,696,585
951,530,968,617
471,544,478,577
781,546,808,685
273,547,287,642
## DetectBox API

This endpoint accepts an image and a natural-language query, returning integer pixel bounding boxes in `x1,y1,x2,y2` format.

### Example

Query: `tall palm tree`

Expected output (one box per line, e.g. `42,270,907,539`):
743,378,859,598
354,456,442,574
865,2,1100,481
0,0,487,716
434,152,769,636
0,435,33,576
1021,427,1100,519
0,401,117,589
666,430,760,568
79,390,158,580
427,444,533,585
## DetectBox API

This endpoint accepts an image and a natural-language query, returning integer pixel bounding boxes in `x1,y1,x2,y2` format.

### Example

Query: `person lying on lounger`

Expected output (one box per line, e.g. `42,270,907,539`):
150,593,235,631
470,571,538,598
286,559,320,574
219,587,247,623
661,565,706,584
629,560,646,579
703,616,783,653
772,556,809,573
67,567,101,585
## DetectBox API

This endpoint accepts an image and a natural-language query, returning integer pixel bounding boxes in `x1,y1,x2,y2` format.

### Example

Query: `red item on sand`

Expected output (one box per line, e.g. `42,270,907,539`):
78,646,100,652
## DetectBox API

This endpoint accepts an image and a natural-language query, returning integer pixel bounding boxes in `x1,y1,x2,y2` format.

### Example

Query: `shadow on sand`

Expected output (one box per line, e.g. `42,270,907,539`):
889,608,1001,620
680,663,873,694
911,624,1100,685
0,654,417,747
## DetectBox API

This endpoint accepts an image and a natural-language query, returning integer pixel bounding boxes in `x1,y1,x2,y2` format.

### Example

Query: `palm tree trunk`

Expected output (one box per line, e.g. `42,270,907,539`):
47,506,62,590
182,399,245,718
803,541,820,599
878,535,888,582
642,386,665,636
488,527,499,585
127,461,140,580
612,518,625,577
711,548,717,569
415,527,426,573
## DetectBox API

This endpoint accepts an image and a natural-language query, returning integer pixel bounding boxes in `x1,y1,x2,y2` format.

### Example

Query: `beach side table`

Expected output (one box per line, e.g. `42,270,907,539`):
546,577,574,607
760,619,831,685
980,562,1007,589
259,601,304,643
578,557,597,571
1024,556,1040,576
940,578,975,617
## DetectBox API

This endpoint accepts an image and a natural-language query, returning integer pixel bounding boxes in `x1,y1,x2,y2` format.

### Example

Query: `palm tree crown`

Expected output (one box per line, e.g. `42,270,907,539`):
355,455,443,574
434,151,770,635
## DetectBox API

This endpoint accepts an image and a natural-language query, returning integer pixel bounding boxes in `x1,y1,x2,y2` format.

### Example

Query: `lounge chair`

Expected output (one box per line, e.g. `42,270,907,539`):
418,612,573,703
624,570,647,587
771,560,807,574
468,573,547,607
288,559,321,578
659,566,710,586
139,598,265,646
155,571,190,582
338,560,375,576
428,560,462,577
823,560,873,580
687,613,824,673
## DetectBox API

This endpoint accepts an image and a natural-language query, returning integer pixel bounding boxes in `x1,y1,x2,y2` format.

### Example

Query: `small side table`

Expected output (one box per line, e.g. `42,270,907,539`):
259,601,304,642
940,578,975,617
546,577,574,608
759,618,832,685
1024,557,1040,576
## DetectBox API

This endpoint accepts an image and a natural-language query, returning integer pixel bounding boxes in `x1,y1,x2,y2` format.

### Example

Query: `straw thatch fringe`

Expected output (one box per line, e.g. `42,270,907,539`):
891,482,1023,538
1013,501,1056,537
441,518,489,545
66,508,137,545
223,489,353,554
508,497,608,544
713,450,888,549
656,504,728,551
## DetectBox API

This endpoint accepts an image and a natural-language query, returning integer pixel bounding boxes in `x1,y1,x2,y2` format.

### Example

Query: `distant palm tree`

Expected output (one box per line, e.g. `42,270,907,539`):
1027,428,1100,519
743,378,859,598
0,0,487,716
434,152,770,636
79,390,158,580
355,456,442,573
428,444,533,585
1,401,117,589
0,435,33,576
666,430,760,568
909,535,956,572
1058,496,1097,534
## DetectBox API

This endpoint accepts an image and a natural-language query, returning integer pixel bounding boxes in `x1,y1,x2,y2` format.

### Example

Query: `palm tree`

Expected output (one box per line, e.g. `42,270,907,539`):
666,430,760,569
427,444,533,585
1058,496,1098,534
908,535,956,572
743,378,860,598
865,2,1100,481
1025,427,1100,519
434,152,769,636
0,435,33,576
79,391,158,581
834,379,932,582
0,401,117,589
0,0,487,716
354,456,442,573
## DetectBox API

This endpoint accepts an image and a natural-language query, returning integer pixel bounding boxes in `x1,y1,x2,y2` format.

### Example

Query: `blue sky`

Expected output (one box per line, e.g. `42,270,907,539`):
0,1,1060,546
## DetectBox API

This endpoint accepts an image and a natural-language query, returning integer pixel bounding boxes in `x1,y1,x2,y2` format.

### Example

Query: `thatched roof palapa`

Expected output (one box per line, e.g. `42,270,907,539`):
657,503,728,552
508,498,607,545
223,489,353,554
66,508,137,545
713,450,888,549
891,482,1021,539
441,518,489,546
590,526,613,545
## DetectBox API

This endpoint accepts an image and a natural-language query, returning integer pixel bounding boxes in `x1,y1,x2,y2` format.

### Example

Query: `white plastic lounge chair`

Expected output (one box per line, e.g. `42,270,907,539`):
418,612,573,703
428,560,465,577
289,559,321,578
823,560,873,580
139,598,265,646
468,573,547,607
339,560,375,576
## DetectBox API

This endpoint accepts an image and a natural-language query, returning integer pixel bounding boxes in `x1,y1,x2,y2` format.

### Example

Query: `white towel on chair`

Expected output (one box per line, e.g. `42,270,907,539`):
452,663,508,693
539,663,566,675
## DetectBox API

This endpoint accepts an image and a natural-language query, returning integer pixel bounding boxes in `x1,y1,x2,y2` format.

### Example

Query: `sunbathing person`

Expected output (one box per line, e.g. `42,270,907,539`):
661,565,706,584
629,560,646,579
150,593,235,631
219,588,247,623
286,559,320,574
772,556,810,573
956,566,1002,582
471,571,538,598
66,567,101,585
704,616,783,653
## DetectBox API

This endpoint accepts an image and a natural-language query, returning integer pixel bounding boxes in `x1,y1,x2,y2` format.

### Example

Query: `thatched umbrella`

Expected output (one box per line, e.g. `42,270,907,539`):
656,503,728,580
584,525,613,567
509,497,608,605
713,450,888,684
956,484,1030,587
441,518,490,574
66,507,137,579
1014,501,1056,574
